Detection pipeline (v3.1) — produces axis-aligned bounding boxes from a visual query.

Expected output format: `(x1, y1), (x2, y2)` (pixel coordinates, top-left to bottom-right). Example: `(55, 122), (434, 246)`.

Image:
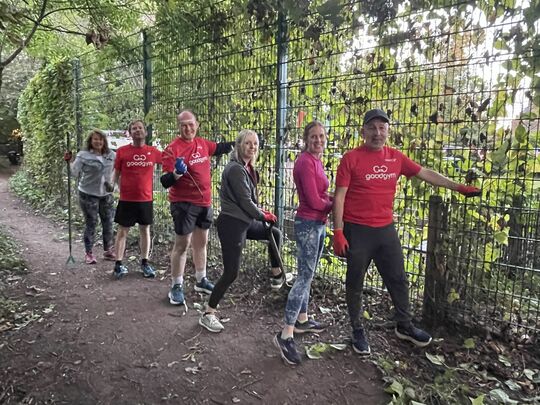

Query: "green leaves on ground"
(305, 342), (347, 359)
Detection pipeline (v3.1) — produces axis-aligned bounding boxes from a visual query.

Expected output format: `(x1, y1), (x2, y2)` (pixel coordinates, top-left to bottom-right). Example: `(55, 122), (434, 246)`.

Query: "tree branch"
(42, 5), (100, 19)
(0, 0), (48, 68)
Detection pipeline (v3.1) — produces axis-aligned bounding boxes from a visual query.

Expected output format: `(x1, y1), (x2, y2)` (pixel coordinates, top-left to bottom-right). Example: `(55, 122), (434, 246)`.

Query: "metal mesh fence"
(73, 1), (539, 334)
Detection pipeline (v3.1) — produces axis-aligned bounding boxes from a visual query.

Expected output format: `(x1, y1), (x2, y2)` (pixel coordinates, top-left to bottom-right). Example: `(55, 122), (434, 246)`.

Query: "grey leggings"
(79, 191), (115, 253)
(344, 222), (412, 330)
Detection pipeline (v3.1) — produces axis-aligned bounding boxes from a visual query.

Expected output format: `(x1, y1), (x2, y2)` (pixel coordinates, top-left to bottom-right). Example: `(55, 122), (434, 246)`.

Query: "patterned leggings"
(78, 191), (115, 253)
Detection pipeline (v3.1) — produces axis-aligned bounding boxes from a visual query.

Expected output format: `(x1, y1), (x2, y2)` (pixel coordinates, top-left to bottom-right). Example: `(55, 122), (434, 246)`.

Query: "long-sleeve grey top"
(219, 157), (266, 224)
(71, 150), (116, 197)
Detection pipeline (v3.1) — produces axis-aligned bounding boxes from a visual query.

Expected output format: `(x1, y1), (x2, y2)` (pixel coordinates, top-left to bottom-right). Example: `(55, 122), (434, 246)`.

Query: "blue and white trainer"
(194, 277), (214, 294)
(113, 264), (128, 279)
(395, 325), (432, 347)
(273, 333), (301, 365)
(168, 284), (185, 305)
(352, 328), (371, 356)
(294, 319), (326, 334)
(141, 263), (156, 278)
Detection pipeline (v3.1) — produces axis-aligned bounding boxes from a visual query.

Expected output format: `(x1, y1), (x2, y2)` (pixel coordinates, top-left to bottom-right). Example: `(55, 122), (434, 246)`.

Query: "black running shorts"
(170, 202), (213, 235)
(114, 201), (153, 227)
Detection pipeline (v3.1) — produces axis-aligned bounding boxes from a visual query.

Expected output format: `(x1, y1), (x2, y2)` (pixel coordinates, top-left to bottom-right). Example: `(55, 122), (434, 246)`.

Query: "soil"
(0, 159), (389, 405)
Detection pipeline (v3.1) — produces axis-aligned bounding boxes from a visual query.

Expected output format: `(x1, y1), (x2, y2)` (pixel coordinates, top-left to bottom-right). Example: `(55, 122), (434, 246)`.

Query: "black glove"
(104, 182), (114, 193)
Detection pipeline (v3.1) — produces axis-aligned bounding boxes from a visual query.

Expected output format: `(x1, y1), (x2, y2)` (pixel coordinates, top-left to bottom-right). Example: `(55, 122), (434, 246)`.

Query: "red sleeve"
(153, 147), (162, 164)
(114, 148), (123, 170)
(205, 139), (217, 156)
(162, 145), (175, 172)
(336, 152), (352, 188)
(400, 152), (422, 178)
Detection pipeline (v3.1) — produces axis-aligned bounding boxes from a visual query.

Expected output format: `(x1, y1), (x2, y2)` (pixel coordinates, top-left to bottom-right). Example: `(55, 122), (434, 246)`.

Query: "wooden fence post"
(423, 195), (448, 327)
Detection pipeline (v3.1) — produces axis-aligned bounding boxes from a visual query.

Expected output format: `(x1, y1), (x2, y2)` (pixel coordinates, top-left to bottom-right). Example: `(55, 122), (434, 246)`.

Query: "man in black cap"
(333, 108), (480, 355)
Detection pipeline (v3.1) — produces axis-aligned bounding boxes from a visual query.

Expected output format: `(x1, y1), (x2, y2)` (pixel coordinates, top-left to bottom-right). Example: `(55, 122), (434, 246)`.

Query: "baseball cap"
(363, 108), (390, 125)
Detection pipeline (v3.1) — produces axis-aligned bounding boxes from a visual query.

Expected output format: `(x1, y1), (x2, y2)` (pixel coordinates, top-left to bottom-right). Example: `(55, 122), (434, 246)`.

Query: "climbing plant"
(17, 59), (75, 202)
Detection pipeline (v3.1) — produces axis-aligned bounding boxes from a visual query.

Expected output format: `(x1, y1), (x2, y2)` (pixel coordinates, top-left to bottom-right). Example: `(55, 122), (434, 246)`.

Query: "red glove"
(333, 229), (349, 257)
(63, 151), (73, 162)
(262, 210), (277, 224)
(457, 185), (481, 197)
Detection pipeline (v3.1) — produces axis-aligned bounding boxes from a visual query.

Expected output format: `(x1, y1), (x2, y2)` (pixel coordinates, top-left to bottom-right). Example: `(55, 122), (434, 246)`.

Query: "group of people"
(65, 108), (480, 366)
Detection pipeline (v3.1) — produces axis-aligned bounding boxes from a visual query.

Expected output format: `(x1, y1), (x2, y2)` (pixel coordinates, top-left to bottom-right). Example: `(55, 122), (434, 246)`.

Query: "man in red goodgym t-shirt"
(160, 110), (234, 306)
(111, 120), (162, 279)
(333, 108), (481, 355)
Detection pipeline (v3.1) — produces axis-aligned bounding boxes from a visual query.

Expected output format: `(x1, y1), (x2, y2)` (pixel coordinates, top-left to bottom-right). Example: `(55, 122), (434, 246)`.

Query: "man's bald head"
(177, 110), (199, 141)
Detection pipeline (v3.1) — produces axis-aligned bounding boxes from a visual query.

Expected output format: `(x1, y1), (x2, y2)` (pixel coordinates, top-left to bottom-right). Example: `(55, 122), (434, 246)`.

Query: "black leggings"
(208, 214), (282, 309)
(344, 222), (412, 330)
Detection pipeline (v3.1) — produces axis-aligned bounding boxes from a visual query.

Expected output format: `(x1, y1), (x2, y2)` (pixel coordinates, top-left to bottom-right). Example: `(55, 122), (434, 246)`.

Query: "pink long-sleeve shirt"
(293, 151), (333, 222)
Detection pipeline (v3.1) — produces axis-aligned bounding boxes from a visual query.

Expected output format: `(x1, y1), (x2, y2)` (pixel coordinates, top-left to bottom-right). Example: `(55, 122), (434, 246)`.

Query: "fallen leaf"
(489, 388), (517, 404)
(185, 366), (200, 374)
(504, 380), (521, 391)
(498, 354), (511, 367)
(463, 338), (475, 349)
(469, 394), (485, 405)
(385, 380), (403, 396)
(425, 352), (445, 366)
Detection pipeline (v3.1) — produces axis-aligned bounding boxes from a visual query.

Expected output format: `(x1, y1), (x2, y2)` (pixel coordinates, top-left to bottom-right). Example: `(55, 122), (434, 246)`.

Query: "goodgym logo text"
(365, 165), (397, 181)
(127, 153), (154, 167)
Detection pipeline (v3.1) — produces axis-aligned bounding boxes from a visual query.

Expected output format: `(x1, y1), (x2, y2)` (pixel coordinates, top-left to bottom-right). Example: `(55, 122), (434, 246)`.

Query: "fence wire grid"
(73, 0), (540, 335)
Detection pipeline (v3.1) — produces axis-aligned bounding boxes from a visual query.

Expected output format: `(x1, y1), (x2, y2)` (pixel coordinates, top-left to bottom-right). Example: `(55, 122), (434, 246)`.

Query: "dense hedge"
(17, 60), (75, 203)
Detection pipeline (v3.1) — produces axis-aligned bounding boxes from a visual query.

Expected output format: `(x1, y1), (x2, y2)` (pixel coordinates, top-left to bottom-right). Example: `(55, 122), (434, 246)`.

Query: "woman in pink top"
(273, 121), (333, 365)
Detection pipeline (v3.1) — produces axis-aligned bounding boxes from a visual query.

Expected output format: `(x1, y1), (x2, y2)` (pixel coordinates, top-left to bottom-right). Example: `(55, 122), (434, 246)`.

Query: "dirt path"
(0, 162), (387, 404)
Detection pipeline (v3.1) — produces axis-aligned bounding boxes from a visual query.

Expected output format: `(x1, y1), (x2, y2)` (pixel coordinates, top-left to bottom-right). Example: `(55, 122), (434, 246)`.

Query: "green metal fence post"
(73, 59), (83, 151)
(274, 11), (288, 228)
(143, 30), (153, 144)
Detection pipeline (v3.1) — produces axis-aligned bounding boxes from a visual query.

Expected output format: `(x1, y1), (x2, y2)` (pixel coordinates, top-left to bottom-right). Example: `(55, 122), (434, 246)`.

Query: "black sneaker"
(141, 263), (156, 278)
(273, 333), (301, 365)
(270, 272), (285, 290)
(352, 328), (371, 355)
(395, 325), (432, 347)
(294, 319), (326, 334)
(194, 277), (214, 295)
(113, 264), (128, 279)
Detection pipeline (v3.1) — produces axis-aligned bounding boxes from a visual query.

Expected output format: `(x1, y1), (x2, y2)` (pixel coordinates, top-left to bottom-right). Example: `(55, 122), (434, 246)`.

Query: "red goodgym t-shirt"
(162, 137), (217, 206)
(114, 144), (162, 202)
(336, 145), (421, 227)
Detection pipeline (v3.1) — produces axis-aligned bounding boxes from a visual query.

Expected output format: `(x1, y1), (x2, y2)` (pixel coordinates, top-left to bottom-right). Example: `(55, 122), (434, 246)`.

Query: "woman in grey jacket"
(199, 129), (285, 333)
(67, 130), (116, 264)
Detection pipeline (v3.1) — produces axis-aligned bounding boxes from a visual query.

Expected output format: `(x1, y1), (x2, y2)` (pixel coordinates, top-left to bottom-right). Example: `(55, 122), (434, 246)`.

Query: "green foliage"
(9, 170), (56, 211)
(0, 225), (27, 332)
(0, 226), (26, 276)
(15, 0), (539, 333)
(17, 59), (74, 200)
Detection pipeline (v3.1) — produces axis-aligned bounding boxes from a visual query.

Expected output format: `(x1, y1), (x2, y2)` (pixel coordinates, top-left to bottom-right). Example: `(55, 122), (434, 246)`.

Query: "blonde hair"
(302, 120), (325, 151)
(231, 129), (259, 165)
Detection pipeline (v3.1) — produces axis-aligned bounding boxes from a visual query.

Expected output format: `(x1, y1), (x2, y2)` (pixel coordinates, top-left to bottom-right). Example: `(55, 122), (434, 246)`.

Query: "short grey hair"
(231, 129), (259, 165)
